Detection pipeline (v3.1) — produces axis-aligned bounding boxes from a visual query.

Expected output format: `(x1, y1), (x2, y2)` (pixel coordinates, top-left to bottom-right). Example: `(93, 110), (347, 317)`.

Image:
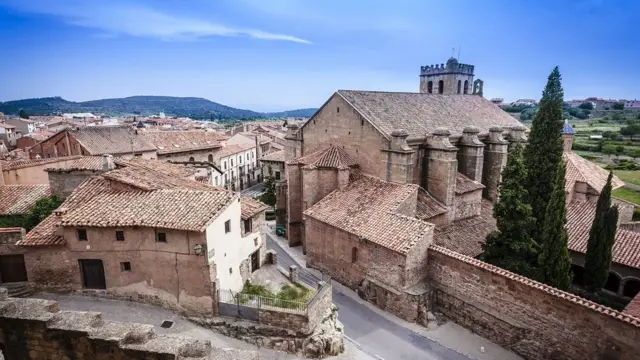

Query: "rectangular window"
(244, 218), (252, 234)
(115, 230), (125, 241)
(156, 231), (167, 243)
(230, 159), (234, 166)
(246, 153), (249, 160)
(223, 161), (227, 170)
(77, 229), (88, 241)
(239, 156), (242, 164)
(225, 220), (231, 233)
(120, 262), (132, 272)
(275, 171), (281, 180)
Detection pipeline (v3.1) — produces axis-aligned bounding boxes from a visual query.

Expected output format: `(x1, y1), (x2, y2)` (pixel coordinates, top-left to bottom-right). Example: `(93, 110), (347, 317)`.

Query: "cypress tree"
(524, 67), (565, 239)
(482, 144), (538, 277)
(538, 162), (573, 289)
(583, 172), (619, 292)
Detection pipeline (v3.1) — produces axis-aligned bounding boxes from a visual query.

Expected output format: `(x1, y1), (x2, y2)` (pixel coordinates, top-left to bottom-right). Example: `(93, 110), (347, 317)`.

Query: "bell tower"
(419, 57), (481, 95)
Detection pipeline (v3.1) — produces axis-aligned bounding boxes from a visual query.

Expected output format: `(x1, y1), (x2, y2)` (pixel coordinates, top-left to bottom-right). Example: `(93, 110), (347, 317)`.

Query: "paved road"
(267, 236), (473, 360)
(241, 183), (264, 197)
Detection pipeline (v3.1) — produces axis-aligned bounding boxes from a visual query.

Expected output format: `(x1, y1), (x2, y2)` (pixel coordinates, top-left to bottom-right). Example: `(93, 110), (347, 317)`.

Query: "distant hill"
(0, 96), (318, 120)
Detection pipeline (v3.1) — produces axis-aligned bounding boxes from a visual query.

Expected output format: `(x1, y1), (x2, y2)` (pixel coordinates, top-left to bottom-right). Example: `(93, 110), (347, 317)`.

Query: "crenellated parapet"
(420, 60), (475, 77)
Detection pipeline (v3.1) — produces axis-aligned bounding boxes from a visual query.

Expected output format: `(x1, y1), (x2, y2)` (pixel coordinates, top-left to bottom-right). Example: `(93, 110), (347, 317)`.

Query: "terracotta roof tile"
(333, 90), (522, 141)
(138, 131), (225, 154)
(46, 156), (107, 172)
(71, 126), (156, 155)
(304, 175), (432, 254)
(455, 173), (485, 194)
(0, 227), (23, 233)
(241, 197), (269, 220)
(117, 157), (198, 178)
(416, 189), (448, 219)
(0, 184), (51, 215)
(1, 155), (82, 171)
(102, 166), (213, 191)
(624, 293), (640, 318)
(60, 189), (235, 232)
(564, 152), (624, 193)
(433, 199), (495, 257)
(429, 245), (640, 327)
(261, 150), (285, 163)
(566, 200), (640, 269)
(288, 145), (358, 170)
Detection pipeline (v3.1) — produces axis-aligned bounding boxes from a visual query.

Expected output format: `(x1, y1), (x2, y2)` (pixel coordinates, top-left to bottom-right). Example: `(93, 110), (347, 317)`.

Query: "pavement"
(241, 183), (265, 197)
(265, 222), (523, 360)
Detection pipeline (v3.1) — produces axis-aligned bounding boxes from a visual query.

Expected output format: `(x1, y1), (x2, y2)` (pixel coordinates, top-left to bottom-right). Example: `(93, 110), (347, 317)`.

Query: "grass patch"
(240, 281), (312, 309)
(612, 187), (640, 205)
(612, 171), (640, 186)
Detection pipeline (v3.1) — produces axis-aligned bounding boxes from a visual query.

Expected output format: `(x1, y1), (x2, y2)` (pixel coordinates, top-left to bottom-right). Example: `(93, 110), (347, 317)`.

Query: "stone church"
(276, 58), (526, 293)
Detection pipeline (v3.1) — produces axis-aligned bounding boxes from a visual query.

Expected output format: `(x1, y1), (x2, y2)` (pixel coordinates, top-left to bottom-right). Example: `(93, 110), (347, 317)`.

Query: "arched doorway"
(623, 278), (640, 298)
(571, 265), (584, 286)
(604, 272), (621, 293)
(208, 154), (213, 163)
(457, 80), (462, 94)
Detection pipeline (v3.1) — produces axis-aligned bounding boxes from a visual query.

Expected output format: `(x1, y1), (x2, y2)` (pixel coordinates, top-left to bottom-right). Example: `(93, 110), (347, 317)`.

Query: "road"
(241, 183), (264, 197)
(267, 235), (473, 360)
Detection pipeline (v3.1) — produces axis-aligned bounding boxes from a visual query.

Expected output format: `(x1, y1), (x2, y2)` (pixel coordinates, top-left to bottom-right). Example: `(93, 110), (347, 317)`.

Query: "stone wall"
(454, 189), (482, 221)
(0, 228), (25, 245)
(47, 170), (102, 198)
(427, 245), (640, 360)
(0, 291), (256, 360)
(2, 157), (82, 185)
(304, 281), (333, 333)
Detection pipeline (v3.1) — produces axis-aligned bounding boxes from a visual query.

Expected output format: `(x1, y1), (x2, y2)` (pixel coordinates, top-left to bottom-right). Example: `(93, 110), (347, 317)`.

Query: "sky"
(0, 0), (639, 112)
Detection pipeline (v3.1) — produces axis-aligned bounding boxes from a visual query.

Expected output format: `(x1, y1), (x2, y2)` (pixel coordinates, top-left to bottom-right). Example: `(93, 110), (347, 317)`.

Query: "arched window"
(571, 265), (584, 286)
(438, 80), (444, 94)
(457, 80), (462, 94)
(427, 81), (433, 94)
(208, 154), (213, 163)
(604, 272), (621, 293)
(464, 80), (469, 94)
(351, 247), (358, 263)
(189, 157), (195, 162)
(623, 278), (640, 298)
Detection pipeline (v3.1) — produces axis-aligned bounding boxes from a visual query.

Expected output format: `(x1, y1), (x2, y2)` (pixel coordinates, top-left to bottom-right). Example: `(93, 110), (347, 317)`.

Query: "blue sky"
(0, 0), (638, 112)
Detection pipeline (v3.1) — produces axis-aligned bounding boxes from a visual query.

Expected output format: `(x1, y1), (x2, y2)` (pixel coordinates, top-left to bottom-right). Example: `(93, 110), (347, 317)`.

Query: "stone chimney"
(425, 128), (458, 221)
(457, 126), (485, 182)
(284, 123), (302, 163)
(562, 119), (575, 153)
(507, 124), (528, 150)
(482, 126), (509, 201)
(285, 123), (303, 248)
(383, 129), (415, 183)
(102, 154), (115, 172)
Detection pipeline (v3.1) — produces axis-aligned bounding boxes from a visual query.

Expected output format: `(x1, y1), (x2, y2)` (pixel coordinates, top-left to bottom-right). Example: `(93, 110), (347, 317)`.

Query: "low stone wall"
(0, 289), (257, 360)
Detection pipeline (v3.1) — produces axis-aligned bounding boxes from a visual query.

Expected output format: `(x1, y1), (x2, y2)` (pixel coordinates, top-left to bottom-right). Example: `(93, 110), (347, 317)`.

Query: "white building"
(0, 123), (18, 147)
(214, 144), (257, 191)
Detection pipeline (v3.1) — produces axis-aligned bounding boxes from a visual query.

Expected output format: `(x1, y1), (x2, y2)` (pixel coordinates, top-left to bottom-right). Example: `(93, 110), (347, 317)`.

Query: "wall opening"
(457, 80), (462, 94)
(427, 81), (433, 94)
(623, 278), (640, 298)
(438, 80), (444, 94)
(604, 272), (621, 293)
(352, 247), (358, 263)
(464, 80), (469, 94)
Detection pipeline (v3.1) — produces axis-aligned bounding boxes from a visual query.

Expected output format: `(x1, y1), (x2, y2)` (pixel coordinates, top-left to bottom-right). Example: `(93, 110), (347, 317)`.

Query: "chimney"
(482, 126), (509, 201)
(102, 154), (115, 172)
(507, 124), (528, 150)
(562, 119), (575, 152)
(383, 129), (415, 183)
(457, 126), (485, 182)
(425, 128), (458, 222)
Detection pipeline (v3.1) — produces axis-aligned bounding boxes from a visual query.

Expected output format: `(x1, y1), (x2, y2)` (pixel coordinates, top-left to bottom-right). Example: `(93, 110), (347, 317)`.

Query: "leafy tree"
(524, 67), (565, 240)
(257, 176), (276, 207)
(615, 145), (625, 157)
(18, 109), (29, 119)
(612, 113), (625, 121)
(537, 162), (573, 290)
(627, 149), (640, 160)
(620, 124), (640, 140)
(579, 102), (594, 110)
(482, 145), (538, 277)
(612, 103), (625, 110)
(602, 144), (616, 157)
(583, 172), (619, 293)
(24, 195), (64, 230)
(636, 113), (640, 120)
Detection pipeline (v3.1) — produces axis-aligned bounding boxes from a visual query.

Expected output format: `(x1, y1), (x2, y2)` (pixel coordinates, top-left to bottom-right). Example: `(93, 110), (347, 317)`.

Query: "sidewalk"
(265, 222), (522, 360)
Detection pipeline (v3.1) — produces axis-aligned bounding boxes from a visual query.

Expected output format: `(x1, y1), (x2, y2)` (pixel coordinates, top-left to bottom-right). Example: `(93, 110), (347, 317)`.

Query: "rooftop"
(288, 145), (359, 170)
(260, 150), (285, 163)
(455, 173), (485, 194)
(303, 175), (433, 254)
(0, 184), (51, 215)
(216, 144), (252, 158)
(564, 152), (624, 193)
(240, 197), (269, 220)
(624, 293), (640, 319)
(0, 155), (83, 171)
(138, 131), (225, 154)
(332, 90), (522, 141)
(433, 199), (496, 257)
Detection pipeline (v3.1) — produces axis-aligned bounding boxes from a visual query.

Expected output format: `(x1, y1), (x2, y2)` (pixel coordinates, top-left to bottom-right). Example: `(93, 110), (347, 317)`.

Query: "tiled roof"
(1, 156), (82, 171)
(566, 201), (640, 269)
(102, 166), (213, 191)
(270, 142), (285, 151)
(333, 90), (522, 141)
(564, 152), (624, 193)
(433, 199), (496, 257)
(261, 150), (285, 163)
(288, 145), (359, 170)
(0, 227), (23, 233)
(117, 157), (198, 178)
(416, 189), (448, 220)
(138, 131), (224, 154)
(216, 144), (252, 158)
(240, 197), (269, 220)
(304, 175), (432, 254)
(430, 245), (640, 327)
(71, 126), (156, 155)
(61, 189), (234, 232)
(624, 293), (640, 319)
(455, 173), (485, 194)
(0, 184), (51, 215)
(46, 156), (107, 172)
(562, 120), (576, 135)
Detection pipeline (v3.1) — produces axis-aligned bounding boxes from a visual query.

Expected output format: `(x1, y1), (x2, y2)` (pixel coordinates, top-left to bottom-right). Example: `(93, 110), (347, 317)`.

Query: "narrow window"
(208, 154), (213, 163)
(254, 238), (258, 246)
(223, 161), (227, 170)
(156, 231), (167, 243)
(464, 80), (469, 94)
(225, 220), (231, 233)
(77, 229), (88, 241)
(244, 218), (252, 233)
(275, 171), (281, 180)
(246, 153), (249, 160)
(239, 156), (242, 164)
(120, 262), (131, 272)
(231, 159), (234, 166)
(352, 247), (358, 263)
(337, 107), (340, 113)
(229, 267), (233, 275)
(115, 230), (125, 241)
(189, 157), (195, 162)
(457, 80), (462, 94)
(438, 80), (444, 94)
(427, 81), (433, 94)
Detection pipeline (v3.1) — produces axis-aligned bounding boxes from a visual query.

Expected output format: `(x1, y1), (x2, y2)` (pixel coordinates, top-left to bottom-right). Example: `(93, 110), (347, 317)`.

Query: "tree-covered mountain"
(0, 96), (318, 120)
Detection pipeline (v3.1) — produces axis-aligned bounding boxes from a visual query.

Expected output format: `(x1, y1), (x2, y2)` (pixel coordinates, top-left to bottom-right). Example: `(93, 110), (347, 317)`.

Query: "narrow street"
(267, 235), (483, 360)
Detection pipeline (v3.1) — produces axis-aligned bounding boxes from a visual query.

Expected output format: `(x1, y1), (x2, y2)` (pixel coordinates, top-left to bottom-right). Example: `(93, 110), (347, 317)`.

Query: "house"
(624, 100), (640, 109)
(5, 118), (36, 135)
(137, 130), (227, 162)
(1, 156), (84, 185)
(215, 144), (257, 191)
(0, 123), (19, 147)
(0, 156), (268, 315)
(260, 150), (285, 180)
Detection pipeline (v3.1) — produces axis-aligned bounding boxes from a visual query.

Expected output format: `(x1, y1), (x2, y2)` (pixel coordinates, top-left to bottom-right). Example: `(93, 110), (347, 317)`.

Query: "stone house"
(0, 123), (18, 148)
(137, 130), (227, 162)
(260, 150), (285, 181)
(0, 159), (269, 315)
(1, 156), (83, 185)
(5, 117), (36, 135)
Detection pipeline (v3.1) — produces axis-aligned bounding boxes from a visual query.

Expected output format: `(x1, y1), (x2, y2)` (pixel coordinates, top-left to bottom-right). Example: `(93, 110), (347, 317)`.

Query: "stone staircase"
(1, 282), (33, 298)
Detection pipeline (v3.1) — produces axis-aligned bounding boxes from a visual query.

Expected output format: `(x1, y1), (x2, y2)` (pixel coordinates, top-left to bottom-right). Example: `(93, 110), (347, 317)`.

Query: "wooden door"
(251, 250), (259, 273)
(0, 255), (27, 283)
(79, 259), (106, 289)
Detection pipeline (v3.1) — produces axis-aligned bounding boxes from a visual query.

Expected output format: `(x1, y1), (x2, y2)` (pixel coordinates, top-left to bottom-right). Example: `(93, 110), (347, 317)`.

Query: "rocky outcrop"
(302, 305), (345, 358)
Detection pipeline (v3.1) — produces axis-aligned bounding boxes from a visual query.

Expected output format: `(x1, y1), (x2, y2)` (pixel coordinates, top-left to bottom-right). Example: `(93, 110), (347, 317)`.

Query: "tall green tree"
(537, 162), (573, 289)
(524, 67), (565, 240)
(583, 172), (619, 292)
(482, 145), (538, 277)
(18, 109), (29, 119)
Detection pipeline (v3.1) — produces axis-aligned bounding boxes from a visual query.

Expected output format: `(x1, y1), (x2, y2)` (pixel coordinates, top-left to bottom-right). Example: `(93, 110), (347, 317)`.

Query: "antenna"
(451, 47), (456, 58)
(457, 46), (461, 61)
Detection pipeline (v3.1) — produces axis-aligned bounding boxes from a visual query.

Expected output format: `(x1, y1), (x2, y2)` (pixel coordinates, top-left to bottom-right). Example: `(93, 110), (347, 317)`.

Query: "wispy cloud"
(0, 0), (310, 43)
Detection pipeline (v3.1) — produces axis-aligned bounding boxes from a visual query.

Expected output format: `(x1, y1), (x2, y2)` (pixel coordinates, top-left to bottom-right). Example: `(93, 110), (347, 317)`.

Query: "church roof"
(563, 152), (624, 193)
(287, 145), (359, 170)
(562, 120), (576, 134)
(334, 90), (522, 141)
